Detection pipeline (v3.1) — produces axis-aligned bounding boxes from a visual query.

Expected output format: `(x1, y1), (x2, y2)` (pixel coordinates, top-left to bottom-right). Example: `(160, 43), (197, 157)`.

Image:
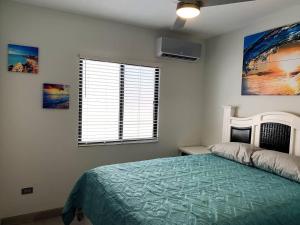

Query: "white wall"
(0, 1), (204, 218)
(202, 5), (300, 146)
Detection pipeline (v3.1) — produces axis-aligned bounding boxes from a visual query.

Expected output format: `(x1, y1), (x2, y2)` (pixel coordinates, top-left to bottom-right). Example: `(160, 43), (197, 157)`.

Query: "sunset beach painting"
(242, 22), (300, 95)
(8, 44), (39, 74)
(43, 83), (70, 109)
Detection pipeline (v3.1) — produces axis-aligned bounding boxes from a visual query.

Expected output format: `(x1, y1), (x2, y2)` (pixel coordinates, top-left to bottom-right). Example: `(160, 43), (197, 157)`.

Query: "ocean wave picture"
(43, 83), (70, 109)
(242, 22), (300, 95)
(8, 44), (39, 74)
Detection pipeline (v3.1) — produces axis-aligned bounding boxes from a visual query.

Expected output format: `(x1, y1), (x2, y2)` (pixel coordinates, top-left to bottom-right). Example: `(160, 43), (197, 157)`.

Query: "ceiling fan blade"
(173, 17), (187, 30)
(201, 0), (255, 7)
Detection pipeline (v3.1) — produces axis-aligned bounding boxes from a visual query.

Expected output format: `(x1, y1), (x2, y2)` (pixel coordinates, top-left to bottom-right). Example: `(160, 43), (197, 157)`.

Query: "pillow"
(252, 150), (300, 183)
(209, 142), (260, 165)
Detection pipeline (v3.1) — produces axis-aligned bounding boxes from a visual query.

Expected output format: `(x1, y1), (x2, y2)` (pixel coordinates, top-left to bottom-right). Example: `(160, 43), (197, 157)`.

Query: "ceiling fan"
(173, 0), (255, 30)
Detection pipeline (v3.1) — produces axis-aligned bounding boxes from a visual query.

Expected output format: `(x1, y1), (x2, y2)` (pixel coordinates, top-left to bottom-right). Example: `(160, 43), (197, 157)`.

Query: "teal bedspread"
(62, 154), (300, 225)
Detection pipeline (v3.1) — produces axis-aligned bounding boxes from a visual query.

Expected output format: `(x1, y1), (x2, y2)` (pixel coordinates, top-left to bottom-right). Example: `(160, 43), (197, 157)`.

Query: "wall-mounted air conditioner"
(157, 37), (202, 61)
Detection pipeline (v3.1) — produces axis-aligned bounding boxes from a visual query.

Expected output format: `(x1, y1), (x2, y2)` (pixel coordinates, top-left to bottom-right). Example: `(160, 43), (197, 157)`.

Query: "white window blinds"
(79, 58), (160, 145)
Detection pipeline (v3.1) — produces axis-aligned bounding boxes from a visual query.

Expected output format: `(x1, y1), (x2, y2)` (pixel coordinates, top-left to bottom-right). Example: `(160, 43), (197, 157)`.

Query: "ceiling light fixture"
(176, 2), (201, 19)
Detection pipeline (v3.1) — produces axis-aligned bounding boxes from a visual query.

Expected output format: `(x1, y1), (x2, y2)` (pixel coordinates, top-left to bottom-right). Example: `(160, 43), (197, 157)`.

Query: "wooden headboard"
(222, 106), (300, 156)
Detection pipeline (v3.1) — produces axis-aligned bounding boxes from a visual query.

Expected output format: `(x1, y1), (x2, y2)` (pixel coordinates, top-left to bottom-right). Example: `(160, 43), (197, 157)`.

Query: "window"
(78, 58), (160, 145)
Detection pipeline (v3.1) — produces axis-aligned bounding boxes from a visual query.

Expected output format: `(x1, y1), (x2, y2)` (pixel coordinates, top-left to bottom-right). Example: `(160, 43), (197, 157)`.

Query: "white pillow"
(209, 142), (260, 165)
(251, 150), (300, 183)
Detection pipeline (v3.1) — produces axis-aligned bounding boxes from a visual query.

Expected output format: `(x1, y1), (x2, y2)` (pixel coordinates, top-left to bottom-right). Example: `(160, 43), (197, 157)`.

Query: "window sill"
(78, 139), (159, 147)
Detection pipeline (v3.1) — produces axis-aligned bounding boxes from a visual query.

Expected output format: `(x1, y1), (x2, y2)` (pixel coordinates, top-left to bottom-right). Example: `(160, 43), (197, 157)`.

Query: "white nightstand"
(178, 145), (211, 156)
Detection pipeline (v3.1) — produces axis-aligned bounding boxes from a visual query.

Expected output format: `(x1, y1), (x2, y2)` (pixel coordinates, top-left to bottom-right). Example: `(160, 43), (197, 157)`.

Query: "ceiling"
(12, 0), (300, 38)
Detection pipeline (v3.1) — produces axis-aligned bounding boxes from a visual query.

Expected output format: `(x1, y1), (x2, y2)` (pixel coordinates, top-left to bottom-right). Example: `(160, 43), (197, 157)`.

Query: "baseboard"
(1, 207), (63, 225)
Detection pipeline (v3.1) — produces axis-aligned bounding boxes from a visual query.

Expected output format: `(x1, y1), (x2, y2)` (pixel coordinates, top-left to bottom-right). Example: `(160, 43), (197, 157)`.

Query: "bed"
(63, 106), (300, 225)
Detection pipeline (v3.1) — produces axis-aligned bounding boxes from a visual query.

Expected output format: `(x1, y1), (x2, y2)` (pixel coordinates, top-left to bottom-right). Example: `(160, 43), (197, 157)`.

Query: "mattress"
(62, 154), (300, 225)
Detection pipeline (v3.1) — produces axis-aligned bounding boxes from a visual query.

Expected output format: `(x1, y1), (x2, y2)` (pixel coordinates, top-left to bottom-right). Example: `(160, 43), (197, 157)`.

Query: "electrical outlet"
(21, 187), (33, 195)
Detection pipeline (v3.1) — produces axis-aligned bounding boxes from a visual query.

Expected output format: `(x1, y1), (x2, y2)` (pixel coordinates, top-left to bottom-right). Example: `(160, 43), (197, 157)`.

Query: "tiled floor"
(21, 217), (91, 225)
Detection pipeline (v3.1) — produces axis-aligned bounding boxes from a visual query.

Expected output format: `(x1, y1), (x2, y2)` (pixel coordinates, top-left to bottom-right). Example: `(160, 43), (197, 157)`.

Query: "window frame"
(78, 58), (160, 146)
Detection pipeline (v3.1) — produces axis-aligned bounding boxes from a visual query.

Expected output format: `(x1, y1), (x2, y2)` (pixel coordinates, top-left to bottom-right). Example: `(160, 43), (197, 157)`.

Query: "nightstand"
(178, 145), (211, 156)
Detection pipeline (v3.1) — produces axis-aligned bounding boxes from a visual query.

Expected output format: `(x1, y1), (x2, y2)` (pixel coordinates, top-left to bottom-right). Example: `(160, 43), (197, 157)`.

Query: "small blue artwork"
(8, 44), (39, 74)
(43, 83), (70, 109)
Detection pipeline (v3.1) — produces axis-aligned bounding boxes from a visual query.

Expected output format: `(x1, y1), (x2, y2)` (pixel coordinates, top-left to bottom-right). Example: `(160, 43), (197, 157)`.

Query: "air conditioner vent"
(161, 53), (198, 61)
